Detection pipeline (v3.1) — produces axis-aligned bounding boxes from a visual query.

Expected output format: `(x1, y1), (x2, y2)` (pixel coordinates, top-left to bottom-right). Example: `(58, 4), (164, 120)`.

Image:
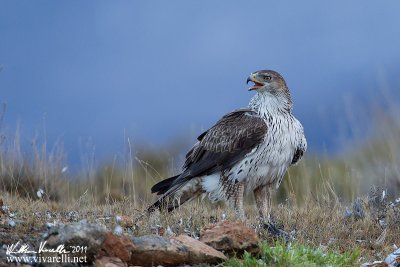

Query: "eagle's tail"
(151, 174), (180, 195)
(148, 174), (199, 212)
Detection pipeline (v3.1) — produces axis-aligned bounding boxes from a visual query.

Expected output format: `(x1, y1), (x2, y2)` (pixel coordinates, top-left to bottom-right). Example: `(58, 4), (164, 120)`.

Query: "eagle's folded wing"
(175, 108), (268, 184)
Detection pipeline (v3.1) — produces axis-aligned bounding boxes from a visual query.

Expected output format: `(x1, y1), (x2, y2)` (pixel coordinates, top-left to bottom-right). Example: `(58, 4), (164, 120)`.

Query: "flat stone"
(130, 234), (226, 267)
(200, 220), (260, 255)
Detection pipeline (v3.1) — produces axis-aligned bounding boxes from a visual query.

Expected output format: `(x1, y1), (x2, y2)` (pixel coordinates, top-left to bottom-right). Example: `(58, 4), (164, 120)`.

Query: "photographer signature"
(6, 241), (70, 255)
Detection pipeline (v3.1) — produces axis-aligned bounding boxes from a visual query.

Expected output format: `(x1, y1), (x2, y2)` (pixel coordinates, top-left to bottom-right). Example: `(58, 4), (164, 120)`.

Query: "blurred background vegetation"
(1, 95), (399, 207)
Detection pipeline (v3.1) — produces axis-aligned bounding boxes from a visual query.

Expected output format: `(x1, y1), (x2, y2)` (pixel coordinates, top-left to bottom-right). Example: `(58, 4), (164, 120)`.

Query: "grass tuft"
(225, 241), (361, 267)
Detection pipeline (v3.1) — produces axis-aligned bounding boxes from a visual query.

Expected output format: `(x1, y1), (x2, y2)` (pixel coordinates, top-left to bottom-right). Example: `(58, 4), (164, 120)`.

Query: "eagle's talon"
(263, 222), (294, 242)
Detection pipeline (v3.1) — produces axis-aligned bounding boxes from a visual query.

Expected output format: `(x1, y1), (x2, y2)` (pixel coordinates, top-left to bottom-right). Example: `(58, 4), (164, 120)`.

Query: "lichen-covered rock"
(44, 221), (107, 263)
(130, 234), (226, 267)
(200, 220), (260, 255)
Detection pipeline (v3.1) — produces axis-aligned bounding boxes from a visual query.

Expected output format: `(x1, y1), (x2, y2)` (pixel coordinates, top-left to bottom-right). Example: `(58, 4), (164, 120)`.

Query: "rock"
(44, 222), (107, 263)
(114, 225), (124, 235)
(42, 222), (227, 266)
(99, 232), (135, 262)
(130, 234), (226, 266)
(95, 256), (127, 267)
(172, 235), (227, 262)
(360, 260), (388, 267)
(200, 220), (260, 255)
(352, 197), (365, 220)
(7, 218), (16, 227)
(385, 248), (400, 267)
(368, 186), (388, 222)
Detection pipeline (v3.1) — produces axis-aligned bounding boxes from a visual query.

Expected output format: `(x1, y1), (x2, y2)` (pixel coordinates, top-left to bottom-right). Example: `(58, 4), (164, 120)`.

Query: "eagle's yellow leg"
(254, 185), (272, 222)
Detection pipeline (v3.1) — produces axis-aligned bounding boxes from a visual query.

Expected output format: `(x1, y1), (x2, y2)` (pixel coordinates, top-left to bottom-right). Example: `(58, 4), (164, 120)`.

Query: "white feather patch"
(201, 173), (220, 192)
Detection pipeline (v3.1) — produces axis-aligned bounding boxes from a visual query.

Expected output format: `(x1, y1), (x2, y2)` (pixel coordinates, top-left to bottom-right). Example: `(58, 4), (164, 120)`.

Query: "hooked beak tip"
(246, 77), (252, 84)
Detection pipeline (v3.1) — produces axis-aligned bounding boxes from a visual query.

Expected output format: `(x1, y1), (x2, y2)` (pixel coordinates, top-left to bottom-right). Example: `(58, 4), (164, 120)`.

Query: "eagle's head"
(247, 70), (288, 93)
(247, 69), (292, 110)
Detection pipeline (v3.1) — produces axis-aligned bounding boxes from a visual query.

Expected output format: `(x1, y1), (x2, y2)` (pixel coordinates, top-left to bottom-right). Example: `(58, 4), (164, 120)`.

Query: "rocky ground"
(0, 190), (399, 266)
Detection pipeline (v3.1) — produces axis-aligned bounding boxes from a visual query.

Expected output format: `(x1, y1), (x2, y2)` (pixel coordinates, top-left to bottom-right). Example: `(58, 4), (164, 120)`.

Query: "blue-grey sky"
(1, 1), (400, 166)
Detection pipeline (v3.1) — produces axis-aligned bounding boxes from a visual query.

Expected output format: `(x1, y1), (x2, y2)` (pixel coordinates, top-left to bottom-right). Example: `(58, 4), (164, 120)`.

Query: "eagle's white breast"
(235, 112), (304, 191)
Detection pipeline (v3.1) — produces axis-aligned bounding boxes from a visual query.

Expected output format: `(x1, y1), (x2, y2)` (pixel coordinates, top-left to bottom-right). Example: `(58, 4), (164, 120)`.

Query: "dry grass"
(1, 189), (399, 264)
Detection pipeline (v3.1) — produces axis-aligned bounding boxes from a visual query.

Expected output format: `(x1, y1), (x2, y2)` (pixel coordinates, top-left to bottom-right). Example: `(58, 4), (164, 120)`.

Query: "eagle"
(148, 70), (307, 223)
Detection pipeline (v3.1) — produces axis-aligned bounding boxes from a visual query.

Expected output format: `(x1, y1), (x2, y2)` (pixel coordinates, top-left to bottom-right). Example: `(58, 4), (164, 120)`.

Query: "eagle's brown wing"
(178, 108), (268, 182)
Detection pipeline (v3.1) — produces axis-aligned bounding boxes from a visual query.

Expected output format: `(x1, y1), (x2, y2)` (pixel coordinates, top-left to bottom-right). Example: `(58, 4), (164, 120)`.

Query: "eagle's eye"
(264, 75), (272, 81)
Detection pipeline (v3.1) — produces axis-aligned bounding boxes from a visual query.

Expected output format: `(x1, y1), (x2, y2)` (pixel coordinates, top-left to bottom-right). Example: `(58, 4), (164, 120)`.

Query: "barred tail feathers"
(148, 175), (201, 212)
(151, 174), (180, 195)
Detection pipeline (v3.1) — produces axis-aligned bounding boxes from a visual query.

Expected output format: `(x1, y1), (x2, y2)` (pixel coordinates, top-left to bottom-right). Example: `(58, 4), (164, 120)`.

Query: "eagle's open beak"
(247, 74), (263, 91)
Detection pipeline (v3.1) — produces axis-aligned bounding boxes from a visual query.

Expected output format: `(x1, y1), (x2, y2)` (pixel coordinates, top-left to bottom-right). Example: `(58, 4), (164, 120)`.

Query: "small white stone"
(8, 219), (16, 227)
(391, 198), (400, 207)
(114, 225), (123, 235)
(166, 226), (174, 237)
(221, 213), (226, 220)
(378, 219), (387, 228)
(37, 188), (45, 198)
(46, 221), (58, 229)
(344, 207), (352, 218)
(361, 261), (384, 267)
